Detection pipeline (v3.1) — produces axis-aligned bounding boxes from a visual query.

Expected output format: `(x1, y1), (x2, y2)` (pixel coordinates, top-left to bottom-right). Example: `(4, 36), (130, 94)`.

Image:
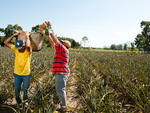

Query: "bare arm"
(44, 21), (59, 48)
(44, 21), (60, 44)
(4, 32), (20, 48)
(25, 32), (32, 51)
(49, 32), (60, 44)
(47, 35), (55, 48)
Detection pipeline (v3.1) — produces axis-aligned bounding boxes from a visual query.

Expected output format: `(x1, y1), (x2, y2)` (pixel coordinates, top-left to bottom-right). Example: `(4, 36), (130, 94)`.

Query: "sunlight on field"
(0, 47), (150, 113)
(71, 48), (144, 54)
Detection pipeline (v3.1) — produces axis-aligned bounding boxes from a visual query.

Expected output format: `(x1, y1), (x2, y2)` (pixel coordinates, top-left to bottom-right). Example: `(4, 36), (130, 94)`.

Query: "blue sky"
(0, 0), (150, 47)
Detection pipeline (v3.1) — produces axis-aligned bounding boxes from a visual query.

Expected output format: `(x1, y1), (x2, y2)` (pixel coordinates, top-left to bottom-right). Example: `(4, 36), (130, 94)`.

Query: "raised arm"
(47, 34), (55, 48)
(43, 21), (60, 44)
(4, 32), (20, 48)
(43, 21), (60, 48)
(25, 32), (32, 51)
(49, 32), (60, 44)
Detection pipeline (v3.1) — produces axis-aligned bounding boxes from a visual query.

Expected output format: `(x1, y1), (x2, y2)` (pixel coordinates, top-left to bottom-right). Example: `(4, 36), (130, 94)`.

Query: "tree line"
(109, 43), (135, 51)
(135, 21), (150, 51)
(1, 20), (150, 51)
(109, 21), (150, 52)
(0, 24), (81, 48)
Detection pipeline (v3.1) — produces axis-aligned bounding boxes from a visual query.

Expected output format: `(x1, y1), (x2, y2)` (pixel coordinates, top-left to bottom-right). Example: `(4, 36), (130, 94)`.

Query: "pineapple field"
(0, 47), (150, 113)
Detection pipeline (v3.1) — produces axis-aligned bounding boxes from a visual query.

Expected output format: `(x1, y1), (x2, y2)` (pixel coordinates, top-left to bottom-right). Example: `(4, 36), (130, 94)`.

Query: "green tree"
(0, 28), (5, 34)
(71, 40), (80, 48)
(82, 36), (88, 47)
(116, 44), (123, 50)
(0, 24), (22, 46)
(31, 25), (41, 33)
(131, 42), (135, 51)
(0, 36), (5, 46)
(123, 44), (127, 50)
(110, 44), (116, 50)
(14, 24), (22, 31)
(135, 21), (150, 51)
(0, 28), (5, 46)
(4, 24), (23, 37)
(58, 36), (81, 48)
(110, 44), (123, 50)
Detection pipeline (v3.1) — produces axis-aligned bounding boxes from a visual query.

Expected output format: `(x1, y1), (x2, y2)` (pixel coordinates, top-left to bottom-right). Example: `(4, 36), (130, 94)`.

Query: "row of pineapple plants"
(1, 47), (150, 112)
(72, 50), (150, 113)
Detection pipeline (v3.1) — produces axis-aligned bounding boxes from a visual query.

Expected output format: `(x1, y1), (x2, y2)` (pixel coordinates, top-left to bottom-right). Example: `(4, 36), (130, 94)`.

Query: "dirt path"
(67, 73), (81, 109)
(31, 70), (82, 110)
(31, 70), (81, 109)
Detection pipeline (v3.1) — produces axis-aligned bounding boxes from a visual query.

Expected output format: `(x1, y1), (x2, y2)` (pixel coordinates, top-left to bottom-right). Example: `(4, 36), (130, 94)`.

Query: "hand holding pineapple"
(39, 21), (53, 36)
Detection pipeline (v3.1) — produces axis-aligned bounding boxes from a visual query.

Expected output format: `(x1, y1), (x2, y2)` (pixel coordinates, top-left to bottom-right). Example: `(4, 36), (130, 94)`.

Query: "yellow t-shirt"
(11, 45), (32, 75)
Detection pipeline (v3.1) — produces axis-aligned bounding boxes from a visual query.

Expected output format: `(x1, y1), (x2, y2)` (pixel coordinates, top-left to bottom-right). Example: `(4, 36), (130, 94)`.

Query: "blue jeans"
(13, 74), (31, 104)
(55, 74), (68, 106)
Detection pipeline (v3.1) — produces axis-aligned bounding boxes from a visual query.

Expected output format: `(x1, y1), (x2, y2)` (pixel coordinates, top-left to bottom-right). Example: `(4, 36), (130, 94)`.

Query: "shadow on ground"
(0, 105), (32, 113)
(0, 105), (16, 113)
